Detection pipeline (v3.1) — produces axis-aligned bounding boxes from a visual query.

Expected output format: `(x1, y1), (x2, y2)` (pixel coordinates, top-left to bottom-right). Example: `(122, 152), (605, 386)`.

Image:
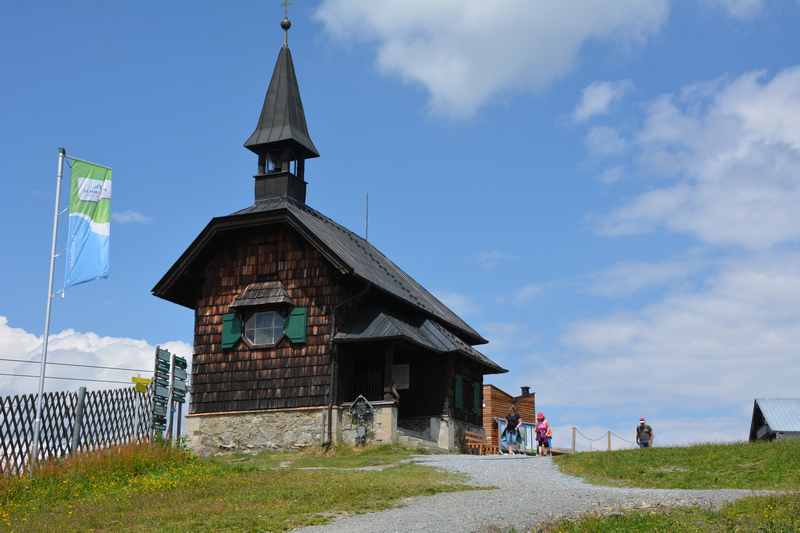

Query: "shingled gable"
(152, 196), (489, 346)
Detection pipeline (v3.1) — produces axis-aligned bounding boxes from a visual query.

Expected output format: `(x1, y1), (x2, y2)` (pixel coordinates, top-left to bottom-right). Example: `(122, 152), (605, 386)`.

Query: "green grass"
(1, 443), (473, 532)
(555, 439), (800, 490)
(218, 443), (422, 470)
(543, 494), (800, 532)
(544, 440), (800, 532)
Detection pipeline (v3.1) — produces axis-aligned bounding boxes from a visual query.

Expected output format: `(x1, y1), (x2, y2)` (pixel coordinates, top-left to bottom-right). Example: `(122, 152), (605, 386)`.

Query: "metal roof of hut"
(749, 398), (800, 440)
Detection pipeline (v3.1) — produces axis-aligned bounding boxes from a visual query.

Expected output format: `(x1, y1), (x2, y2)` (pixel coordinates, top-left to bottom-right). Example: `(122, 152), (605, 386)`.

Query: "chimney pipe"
(520, 386), (531, 396)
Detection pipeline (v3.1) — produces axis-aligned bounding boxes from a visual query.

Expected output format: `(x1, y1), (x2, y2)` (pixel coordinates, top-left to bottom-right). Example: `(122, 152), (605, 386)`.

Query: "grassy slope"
(546, 440), (800, 532)
(1, 444), (473, 533)
(546, 495), (800, 533)
(555, 439), (800, 490)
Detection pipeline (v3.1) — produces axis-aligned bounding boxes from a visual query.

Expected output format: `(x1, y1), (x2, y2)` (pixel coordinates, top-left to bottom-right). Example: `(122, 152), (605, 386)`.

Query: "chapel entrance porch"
(334, 340), (485, 449)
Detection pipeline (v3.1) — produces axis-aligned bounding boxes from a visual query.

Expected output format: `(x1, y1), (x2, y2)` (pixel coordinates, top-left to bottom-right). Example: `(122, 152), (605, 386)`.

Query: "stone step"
(397, 433), (441, 451)
(397, 427), (430, 441)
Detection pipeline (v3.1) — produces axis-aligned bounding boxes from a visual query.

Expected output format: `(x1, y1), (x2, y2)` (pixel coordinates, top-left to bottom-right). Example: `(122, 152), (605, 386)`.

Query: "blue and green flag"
(64, 160), (112, 287)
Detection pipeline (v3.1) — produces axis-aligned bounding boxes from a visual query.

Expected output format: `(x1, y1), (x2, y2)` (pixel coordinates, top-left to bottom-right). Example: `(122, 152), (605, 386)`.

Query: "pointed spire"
(244, 12), (319, 161)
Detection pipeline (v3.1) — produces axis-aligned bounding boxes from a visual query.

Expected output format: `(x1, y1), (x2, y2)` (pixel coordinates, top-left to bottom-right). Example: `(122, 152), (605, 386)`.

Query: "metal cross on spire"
(281, 0), (293, 47)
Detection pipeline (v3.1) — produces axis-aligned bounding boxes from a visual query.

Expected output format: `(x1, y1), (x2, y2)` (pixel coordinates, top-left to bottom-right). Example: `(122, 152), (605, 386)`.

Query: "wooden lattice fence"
(0, 386), (153, 476)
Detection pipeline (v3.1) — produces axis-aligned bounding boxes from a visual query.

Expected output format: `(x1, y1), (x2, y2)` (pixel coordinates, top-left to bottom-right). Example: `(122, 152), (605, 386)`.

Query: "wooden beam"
(383, 342), (395, 401)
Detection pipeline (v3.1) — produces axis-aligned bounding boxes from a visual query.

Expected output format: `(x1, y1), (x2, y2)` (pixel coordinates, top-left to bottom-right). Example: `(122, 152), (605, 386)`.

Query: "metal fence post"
(571, 426), (576, 453)
(607, 430), (611, 452)
(69, 387), (87, 454)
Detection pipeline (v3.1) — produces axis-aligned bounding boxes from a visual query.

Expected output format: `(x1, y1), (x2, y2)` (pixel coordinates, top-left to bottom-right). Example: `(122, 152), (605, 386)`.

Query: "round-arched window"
(244, 310), (286, 346)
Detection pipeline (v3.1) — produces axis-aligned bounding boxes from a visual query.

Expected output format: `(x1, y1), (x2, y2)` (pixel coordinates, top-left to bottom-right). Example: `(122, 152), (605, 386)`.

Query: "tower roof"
(244, 46), (319, 160)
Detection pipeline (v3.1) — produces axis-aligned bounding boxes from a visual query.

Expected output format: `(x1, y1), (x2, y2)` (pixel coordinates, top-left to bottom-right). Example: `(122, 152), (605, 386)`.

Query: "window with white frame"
(243, 310), (286, 346)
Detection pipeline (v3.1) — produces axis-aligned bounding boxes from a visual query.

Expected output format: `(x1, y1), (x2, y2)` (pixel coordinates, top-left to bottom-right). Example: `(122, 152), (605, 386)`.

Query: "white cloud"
(474, 250), (515, 271)
(601, 67), (800, 249)
(706, 0), (765, 19)
(538, 253), (800, 417)
(598, 166), (625, 184)
(112, 210), (152, 224)
(0, 316), (191, 397)
(585, 126), (627, 156)
(589, 258), (703, 297)
(434, 290), (480, 316)
(316, 0), (669, 117)
(574, 80), (633, 122)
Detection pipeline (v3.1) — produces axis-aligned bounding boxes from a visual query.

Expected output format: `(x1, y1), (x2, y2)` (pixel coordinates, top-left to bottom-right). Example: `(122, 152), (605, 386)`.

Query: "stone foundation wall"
(337, 401), (398, 446)
(186, 407), (329, 456)
(186, 402), (472, 456)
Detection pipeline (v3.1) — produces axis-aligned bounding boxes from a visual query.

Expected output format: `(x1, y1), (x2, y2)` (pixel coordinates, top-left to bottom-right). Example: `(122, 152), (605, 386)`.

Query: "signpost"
(171, 355), (187, 443)
(152, 347), (171, 437)
(150, 348), (188, 444)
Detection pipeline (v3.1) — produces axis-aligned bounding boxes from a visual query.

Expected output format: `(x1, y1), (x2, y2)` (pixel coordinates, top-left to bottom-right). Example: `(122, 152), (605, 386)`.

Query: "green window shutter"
(472, 382), (481, 415)
(285, 307), (308, 344)
(221, 312), (241, 350)
(454, 374), (464, 409)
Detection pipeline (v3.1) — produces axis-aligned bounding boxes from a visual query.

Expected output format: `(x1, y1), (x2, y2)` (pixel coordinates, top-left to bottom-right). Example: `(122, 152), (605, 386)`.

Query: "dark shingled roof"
(230, 281), (293, 309)
(232, 197), (488, 344)
(335, 310), (506, 374)
(153, 196), (488, 346)
(244, 46), (319, 160)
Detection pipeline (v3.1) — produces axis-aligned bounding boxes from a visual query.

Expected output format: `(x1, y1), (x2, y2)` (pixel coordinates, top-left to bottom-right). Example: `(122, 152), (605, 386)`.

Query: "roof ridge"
(294, 201), (471, 335)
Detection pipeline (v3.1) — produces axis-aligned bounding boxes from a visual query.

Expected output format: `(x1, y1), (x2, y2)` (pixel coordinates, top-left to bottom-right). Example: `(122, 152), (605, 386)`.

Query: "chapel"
(152, 15), (506, 454)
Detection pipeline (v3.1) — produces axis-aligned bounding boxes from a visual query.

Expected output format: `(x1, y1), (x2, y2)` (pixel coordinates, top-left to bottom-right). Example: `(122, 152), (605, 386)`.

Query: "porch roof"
(334, 311), (507, 374)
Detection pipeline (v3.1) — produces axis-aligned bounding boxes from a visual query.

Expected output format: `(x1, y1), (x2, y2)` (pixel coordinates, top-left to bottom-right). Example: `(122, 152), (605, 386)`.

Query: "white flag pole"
(30, 147), (66, 474)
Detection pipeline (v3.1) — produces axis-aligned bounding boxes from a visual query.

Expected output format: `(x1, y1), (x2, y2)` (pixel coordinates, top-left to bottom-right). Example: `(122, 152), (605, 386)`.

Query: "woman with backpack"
(536, 412), (551, 456)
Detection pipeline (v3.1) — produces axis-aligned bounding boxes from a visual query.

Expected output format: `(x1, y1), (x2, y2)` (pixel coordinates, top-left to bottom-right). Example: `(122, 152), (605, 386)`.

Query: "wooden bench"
(465, 431), (499, 455)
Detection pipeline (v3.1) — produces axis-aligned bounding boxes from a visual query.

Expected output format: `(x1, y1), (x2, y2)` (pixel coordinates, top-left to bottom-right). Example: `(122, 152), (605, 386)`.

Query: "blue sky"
(2, 0), (799, 447)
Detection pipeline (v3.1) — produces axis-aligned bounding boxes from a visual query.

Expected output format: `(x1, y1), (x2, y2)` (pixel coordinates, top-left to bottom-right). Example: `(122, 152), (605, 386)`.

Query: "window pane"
(244, 311), (285, 346)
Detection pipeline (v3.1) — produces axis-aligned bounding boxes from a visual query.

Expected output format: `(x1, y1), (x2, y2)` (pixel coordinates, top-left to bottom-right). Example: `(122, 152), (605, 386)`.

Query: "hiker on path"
(536, 412), (551, 456)
(636, 417), (654, 448)
(503, 404), (522, 455)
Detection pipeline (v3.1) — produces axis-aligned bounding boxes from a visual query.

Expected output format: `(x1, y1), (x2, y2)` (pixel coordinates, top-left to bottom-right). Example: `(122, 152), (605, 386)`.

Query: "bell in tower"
(244, 12), (319, 204)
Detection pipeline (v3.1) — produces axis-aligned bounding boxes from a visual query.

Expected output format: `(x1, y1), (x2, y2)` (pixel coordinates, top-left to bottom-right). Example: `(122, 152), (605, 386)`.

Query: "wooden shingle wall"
(482, 385), (536, 445)
(191, 224), (342, 414)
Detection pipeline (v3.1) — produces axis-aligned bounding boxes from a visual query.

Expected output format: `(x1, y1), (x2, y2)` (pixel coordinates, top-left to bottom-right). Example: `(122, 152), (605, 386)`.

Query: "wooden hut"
(152, 17), (506, 455)
(482, 385), (536, 449)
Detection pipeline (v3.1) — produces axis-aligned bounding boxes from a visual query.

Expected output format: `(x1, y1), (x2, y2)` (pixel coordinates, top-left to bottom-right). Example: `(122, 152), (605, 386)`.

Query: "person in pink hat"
(636, 417), (654, 448)
(535, 412), (551, 456)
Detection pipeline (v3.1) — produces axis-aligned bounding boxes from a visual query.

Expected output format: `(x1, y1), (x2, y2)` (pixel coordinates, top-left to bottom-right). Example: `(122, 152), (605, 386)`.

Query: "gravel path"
(294, 454), (766, 533)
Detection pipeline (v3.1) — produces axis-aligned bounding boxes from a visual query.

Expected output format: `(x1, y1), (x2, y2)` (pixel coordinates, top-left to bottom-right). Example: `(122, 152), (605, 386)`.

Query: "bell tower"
(244, 10), (319, 204)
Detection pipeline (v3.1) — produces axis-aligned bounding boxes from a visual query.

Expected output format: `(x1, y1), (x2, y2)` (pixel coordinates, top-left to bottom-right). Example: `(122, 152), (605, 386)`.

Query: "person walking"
(502, 404), (522, 455)
(636, 417), (654, 448)
(536, 412), (551, 456)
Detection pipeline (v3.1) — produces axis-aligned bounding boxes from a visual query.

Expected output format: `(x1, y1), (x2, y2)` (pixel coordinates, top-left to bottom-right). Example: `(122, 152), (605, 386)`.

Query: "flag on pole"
(64, 160), (112, 287)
